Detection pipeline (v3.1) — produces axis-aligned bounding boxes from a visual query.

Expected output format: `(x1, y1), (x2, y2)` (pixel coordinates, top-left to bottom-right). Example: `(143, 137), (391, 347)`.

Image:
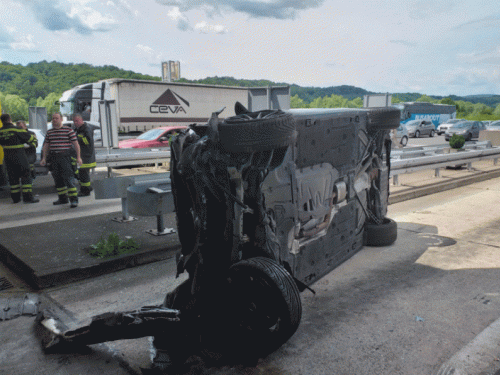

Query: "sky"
(0, 0), (499, 97)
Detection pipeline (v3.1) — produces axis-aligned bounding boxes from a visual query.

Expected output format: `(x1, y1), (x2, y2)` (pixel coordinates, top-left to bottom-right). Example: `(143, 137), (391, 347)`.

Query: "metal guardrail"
(95, 147), (171, 168)
(390, 141), (500, 185)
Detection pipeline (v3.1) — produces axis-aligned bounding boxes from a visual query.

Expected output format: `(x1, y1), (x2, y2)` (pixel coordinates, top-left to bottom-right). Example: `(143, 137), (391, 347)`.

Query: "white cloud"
(136, 44), (155, 54)
(167, 6), (191, 31)
(68, 3), (117, 31)
(10, 34), (37, 50)
(194, 21), (227, 34)
(156, 0), (325, 20)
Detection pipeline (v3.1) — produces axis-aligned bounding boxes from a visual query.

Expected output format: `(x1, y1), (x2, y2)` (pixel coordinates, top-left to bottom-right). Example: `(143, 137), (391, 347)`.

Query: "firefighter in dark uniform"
(0, 114), (39, 203)
(16, 121), (37, 179)
(73, 114), (96, 196)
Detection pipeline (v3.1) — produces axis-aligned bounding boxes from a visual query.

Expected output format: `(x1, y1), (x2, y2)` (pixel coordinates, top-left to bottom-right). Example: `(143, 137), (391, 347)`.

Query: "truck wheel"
(218, 110), (296, 153)
(221, 257), (302, 360)
(366, 107), (400, 131)
(364, 218), (398, 246)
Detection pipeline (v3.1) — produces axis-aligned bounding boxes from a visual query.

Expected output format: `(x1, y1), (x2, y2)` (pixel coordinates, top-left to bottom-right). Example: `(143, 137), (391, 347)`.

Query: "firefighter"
(72, 113), (96, 196)
(16, 121), (38, 179)
(0, 114), (39, 203)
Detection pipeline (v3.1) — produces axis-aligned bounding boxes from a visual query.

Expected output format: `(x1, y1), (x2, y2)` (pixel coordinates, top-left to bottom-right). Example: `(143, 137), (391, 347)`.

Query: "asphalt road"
(1, 175), (500, 374)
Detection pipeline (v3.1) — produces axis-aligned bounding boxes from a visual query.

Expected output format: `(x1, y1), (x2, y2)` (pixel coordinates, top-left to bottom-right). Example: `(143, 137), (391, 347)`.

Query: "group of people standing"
(0, 112), (95, 208)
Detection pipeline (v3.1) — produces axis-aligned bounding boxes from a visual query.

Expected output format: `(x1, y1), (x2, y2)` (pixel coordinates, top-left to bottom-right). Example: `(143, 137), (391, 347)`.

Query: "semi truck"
(59, 79), (290, 134)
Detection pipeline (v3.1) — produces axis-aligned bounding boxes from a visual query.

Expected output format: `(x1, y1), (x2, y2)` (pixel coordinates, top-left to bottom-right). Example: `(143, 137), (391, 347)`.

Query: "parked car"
(486, 120), (500, 130)
(396, 123), (409, 147)
(405, 119), (435, 138)
(118, 126), (186, 149)
(437, 119), (462, 135)
(444, 121), (486, 141)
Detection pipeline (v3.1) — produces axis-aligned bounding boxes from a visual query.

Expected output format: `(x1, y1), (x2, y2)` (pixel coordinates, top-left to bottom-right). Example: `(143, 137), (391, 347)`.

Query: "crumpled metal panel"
(0, 293), (40, 321)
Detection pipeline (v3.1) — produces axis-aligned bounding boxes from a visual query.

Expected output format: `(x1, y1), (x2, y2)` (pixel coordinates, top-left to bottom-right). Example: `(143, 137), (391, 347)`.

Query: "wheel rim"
(229, 273), (282, 333)
(415, 131), (420, 138)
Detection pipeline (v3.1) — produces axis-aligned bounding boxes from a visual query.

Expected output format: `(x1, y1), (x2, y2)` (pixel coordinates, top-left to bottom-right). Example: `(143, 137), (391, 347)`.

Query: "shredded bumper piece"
(37, 306), (181, 352)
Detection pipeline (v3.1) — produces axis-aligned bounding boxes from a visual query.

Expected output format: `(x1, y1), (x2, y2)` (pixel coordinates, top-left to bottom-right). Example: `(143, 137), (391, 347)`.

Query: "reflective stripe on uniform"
(10, 184), (21, 193)
(22, 184), (32, 193)
(57, 187), (68, 196)
(0, 128), (29, 133)
(81, 162), (96, 168)
(3, 144), (25, 149)
(67, 187), (78, 197)
(80, 181), (91, 187)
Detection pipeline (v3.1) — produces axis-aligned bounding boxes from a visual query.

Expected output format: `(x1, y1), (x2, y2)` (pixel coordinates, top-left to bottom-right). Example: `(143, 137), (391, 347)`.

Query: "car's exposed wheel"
(400, 136), (408, 147)
(466, 132), (472, 141)
(218, 109), (296, 153)
(364, 218), (398, 246)
(430, 130), (435, 137)
(366, 107), (400, 131)
(206, 257), (302, 361)
(415, 130), (420, 138)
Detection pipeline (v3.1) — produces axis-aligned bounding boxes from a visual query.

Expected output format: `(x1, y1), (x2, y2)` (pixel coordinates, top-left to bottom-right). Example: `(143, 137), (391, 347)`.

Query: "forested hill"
(0, 61), (160, 105)
(0, 60), (499, 109)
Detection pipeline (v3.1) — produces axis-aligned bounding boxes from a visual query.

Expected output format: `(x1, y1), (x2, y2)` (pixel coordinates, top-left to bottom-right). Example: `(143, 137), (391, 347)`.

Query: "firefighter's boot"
(70, 197), (78, 208)
(23, 192), (39, 204)
(53, 195), (69, 205)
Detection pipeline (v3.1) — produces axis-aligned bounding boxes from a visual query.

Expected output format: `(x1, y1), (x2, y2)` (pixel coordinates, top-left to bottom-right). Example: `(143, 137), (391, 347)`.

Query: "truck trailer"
(59, 78), (290, 134)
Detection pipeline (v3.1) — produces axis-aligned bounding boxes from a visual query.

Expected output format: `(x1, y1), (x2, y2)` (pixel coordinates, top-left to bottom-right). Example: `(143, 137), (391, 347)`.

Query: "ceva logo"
(150, 89), (190, 114)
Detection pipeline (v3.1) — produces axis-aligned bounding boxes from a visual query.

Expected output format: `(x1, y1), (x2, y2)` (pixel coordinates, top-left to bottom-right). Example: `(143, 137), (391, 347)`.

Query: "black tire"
(218, 110), (296, 153)
(400, 136), (408, 147)
(466, 132), (472, 141)
(415, 130), (420, 138)
(366, 107), (400, 130)
(364, 218), (398, 246)
(223, 257), (302, 359)
(430, 130), (435, 137)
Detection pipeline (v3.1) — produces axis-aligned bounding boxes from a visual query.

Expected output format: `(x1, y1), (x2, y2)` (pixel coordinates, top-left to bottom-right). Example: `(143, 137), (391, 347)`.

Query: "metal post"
(112, 197), (137, 223)
(156, 214), (165, 233)
(434, 168), (440, 178)
(494, 158), (498, 166)
(393, 174), (399, 186)
(467, 162), (472, 171)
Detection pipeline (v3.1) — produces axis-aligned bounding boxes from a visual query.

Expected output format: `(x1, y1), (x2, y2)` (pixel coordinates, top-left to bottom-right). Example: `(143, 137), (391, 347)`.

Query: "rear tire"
(415, 130), (420, 138)
(430, 130), (435, 137)
(364, 218), (398, 246)
(218, 110), (296, 153)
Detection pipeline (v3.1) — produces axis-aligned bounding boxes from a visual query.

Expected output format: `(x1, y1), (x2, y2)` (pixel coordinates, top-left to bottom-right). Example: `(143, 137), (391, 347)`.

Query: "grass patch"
(89, 232), (140, 259)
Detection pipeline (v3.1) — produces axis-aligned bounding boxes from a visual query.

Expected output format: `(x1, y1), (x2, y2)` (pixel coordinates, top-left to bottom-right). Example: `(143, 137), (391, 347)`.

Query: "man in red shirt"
(41, 113), (82, 208)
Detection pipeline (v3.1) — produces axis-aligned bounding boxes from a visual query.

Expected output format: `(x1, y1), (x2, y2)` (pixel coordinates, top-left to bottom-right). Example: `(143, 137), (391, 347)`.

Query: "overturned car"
(39, 103), (399, 371)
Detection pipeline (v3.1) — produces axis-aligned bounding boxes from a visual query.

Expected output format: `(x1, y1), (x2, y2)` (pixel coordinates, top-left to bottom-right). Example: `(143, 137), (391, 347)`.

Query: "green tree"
(439, 97), (455, 105)
(0, 93), (29, 122)
(416, 95), (438, 103)
(290, 94), (307, 108)
(493, 103), (500, 117)
(347, 97), (363, 108)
